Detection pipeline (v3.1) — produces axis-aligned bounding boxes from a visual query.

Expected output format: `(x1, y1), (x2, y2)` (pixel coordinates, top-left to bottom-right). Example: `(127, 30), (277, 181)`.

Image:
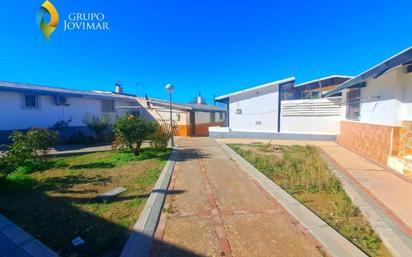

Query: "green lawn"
(229, 143), (392, 257)
(0, 148), (171, 257)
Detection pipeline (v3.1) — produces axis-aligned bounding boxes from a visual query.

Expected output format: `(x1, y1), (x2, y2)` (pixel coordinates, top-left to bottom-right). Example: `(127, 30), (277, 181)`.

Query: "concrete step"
(388, 156), (412, 177)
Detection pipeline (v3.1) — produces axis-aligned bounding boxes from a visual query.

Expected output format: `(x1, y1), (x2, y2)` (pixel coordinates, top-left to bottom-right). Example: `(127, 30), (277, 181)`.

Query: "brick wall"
(399, 121), (412, 158)
(337, 120), (399, 165)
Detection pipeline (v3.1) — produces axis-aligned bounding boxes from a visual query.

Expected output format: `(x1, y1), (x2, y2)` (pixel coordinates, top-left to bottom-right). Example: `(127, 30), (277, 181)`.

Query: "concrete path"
(49, 142), (152, 156)
(319, 144), (412, 234)
(151, 137), (325, 257)
(0, 215), (58, 257)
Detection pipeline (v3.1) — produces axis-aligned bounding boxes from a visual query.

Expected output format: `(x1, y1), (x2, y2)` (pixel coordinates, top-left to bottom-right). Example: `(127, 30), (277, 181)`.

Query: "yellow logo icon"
(36, 0), (59, 40)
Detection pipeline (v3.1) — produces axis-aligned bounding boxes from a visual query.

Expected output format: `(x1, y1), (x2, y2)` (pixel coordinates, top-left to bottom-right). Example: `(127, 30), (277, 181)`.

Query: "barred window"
(346, 88), (361, 120)
(24, 94), (40, 110)
(101, 100), (115, 113)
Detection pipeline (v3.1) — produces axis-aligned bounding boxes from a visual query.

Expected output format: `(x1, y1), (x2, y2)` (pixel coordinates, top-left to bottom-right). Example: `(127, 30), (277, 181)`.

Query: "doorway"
(189, 111), (195, 136)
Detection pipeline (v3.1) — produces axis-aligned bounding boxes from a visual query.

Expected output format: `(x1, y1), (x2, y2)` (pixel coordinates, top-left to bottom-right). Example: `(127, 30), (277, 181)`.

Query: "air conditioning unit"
(55, 96), (68, 106)
(235, 108), (242, 114)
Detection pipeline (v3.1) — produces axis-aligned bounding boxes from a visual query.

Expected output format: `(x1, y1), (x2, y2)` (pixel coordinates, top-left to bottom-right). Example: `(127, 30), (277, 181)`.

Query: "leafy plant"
(52, 120), (70, 129)
(149, 124), (170, 150)
(82, 113), (112, 140)
(0, 129), (59, 176)
(26, 128), (59, 161)
(113, 115), (155, 155)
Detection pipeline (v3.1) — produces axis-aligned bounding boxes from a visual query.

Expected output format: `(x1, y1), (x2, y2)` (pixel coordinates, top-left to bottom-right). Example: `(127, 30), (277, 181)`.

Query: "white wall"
(342, 67), (412, 126)
(280, 97), (342, 134)
(401, 71), (412, 121)
(0, 91), (138, 130)
(228, 84), (279, 132)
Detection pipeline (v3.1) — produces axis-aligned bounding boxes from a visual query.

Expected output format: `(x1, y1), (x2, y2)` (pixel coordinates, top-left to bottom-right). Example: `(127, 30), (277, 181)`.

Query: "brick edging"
(199, 158), (232, 256)
(120, 148), (179, 257)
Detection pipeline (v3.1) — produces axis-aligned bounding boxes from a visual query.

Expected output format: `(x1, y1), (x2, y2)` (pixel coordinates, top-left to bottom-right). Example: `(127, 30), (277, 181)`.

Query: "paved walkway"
(151, 137), (325, 257)
(319, 144), (412, 234)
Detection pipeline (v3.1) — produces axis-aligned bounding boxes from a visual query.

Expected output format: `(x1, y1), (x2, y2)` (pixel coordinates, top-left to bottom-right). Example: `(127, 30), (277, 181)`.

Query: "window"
(101, 100), (115, 113)
(23, 94), (40, 109)
(210, 112), (215, 122)
(130, 109), (141, 117)
(219, 112), (223, 120)
(177, 113), (181, 121)
(311, 91), (321, 99)
(346, 88), (361, 120)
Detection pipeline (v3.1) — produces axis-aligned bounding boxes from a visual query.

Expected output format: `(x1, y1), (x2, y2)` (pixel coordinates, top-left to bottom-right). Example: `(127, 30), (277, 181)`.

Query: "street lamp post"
(165, 83), (175, 147)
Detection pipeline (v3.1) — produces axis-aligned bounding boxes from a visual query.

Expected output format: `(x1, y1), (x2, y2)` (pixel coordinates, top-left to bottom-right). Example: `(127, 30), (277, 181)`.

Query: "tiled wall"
(399, 121), (412, 158)
(337, 121), (399, 165)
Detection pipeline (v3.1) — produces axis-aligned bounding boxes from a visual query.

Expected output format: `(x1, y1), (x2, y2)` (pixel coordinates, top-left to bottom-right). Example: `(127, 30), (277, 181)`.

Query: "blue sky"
(0, 0), (411, 103)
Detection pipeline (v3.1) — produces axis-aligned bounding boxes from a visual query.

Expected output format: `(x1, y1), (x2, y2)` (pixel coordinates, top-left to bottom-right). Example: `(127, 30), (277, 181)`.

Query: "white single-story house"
(214, 77), (295, 133)
(136, 95), (226, 137)
(324, 47), (412, 175)
(0, 81), (142, 143)
(211, 75), (351, 140)
(0, 81), (226, 143)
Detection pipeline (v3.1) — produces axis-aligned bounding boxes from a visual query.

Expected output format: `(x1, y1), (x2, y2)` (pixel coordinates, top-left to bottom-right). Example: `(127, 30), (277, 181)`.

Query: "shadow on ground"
(69, 162), (116, 170)
(0, 177), (197, 257)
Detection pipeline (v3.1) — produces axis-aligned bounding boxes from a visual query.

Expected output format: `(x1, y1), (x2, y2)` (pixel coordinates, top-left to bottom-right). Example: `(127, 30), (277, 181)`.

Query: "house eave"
(324, 47), (412, 97)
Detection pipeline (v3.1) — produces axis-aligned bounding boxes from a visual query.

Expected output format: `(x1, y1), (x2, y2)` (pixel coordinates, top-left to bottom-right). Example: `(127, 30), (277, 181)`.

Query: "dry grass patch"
(229, 143), (392, 257)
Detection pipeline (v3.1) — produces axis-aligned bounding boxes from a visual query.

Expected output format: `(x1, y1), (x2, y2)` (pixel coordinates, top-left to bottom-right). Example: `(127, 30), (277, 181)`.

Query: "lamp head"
(165, 83), (175, 94)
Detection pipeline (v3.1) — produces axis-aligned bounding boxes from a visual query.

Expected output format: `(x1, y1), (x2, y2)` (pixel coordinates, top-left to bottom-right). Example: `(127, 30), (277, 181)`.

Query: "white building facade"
(0, 81), (141, 143)
(211, 76), (350, 140)
(325, 47), (412, 175)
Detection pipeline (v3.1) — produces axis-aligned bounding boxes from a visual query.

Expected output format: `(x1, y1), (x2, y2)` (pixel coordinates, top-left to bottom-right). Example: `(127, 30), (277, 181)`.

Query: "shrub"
(82, 113), (112, 140)
(26, 128), (59, 161)
(52, 120), (70, 129)
(0, 156), (13, 177)
(150, 124), (170, 150)
(113, 115), (155, 155)
(0, 129), (59, 176)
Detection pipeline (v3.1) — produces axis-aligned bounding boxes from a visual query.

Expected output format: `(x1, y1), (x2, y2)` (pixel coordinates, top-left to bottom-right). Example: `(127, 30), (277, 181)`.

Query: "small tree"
(113, 115), (154, 155)
(26, 128), (59, 161)
(150, 124), (170, 150)
(7, 131), (34, 167)
(1, 129), (59, 175)
(82, 113), (112, 140)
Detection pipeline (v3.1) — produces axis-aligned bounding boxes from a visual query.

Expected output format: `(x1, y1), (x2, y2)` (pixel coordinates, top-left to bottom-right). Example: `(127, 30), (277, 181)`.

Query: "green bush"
(52, 120), (70, 129)
(26, 128), (59, 160)
(82, 113), (112, 140)
(113, 115), (155, 155)
(0, 129), (59, 176)
(150, 124), (170, 150)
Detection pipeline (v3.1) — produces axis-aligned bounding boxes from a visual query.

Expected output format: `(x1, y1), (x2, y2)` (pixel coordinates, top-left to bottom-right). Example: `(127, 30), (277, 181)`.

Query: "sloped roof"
(144, 98), (226, 112)
(0, 80), (136, 100)
(324, 47), (412, 97)
(214, 77), (295, 101)
(293, 75), (353, 88)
